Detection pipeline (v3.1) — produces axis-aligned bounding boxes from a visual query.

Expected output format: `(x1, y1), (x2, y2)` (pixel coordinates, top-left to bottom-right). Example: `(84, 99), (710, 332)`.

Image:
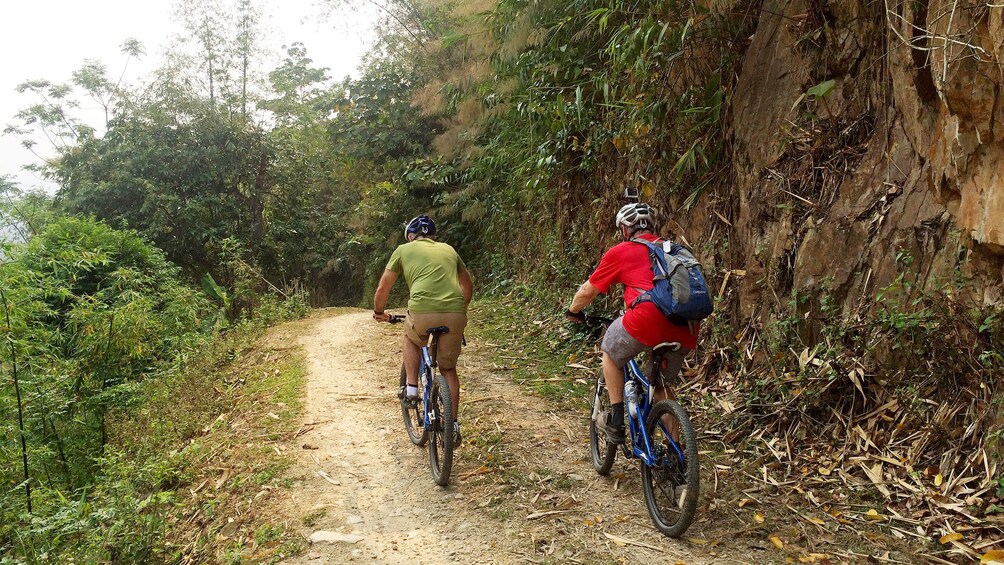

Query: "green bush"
(0, 217), (217, 561)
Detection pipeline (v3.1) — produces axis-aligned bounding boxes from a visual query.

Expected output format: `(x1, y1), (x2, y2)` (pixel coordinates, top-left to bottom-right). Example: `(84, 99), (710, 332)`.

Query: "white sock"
(406, 385), (418, 397)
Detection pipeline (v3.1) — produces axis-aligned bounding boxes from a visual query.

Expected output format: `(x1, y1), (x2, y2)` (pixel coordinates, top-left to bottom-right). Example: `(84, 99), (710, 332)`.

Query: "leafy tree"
(53, 109), (272, 281)
(173, 0), (265, 117)
(4, 40), (144, 174)
(0, 178), (55, 244)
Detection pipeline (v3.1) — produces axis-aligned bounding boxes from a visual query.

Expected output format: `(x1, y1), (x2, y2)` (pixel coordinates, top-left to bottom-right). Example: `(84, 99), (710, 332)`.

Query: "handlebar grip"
(585, 314), (614, 326)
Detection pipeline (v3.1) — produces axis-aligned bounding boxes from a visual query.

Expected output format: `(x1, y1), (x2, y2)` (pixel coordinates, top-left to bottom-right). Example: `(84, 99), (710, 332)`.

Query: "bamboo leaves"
(0, 217), (215, 510)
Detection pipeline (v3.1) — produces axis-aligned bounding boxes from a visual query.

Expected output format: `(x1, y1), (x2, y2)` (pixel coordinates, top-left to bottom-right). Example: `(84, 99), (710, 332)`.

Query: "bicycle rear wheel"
(641, 399), (699, 538)
(428, 373), (454, 487)
(588, 371), (617, 475)
(400, 364), (429, 446)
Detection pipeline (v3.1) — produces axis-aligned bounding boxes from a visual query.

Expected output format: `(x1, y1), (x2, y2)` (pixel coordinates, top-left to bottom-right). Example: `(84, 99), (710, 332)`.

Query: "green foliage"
(54, 109), (274, 281)
(806, 78), (837, 99)
(0, 217), (226, 561)
(362, 0), (746, 291)
(0, 180), (55, 243)
(8, 454), (179, 563)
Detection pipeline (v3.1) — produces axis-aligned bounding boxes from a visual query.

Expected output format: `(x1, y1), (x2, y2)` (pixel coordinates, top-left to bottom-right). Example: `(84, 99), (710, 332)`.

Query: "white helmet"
(615, 203), (655, 231)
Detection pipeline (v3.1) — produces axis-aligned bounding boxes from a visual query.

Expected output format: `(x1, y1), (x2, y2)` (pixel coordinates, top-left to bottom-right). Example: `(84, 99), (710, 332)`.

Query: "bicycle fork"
(591, 377), (604, 422)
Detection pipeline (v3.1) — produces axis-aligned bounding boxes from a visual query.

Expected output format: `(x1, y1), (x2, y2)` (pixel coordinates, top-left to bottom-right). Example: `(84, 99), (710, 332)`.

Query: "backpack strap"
(628, 237), (662, 309)
(630, 237), (669, 279)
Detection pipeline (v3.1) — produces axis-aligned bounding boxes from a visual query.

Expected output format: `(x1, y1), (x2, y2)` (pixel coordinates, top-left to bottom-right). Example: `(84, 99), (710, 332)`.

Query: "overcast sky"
(0, 0), (378, 191)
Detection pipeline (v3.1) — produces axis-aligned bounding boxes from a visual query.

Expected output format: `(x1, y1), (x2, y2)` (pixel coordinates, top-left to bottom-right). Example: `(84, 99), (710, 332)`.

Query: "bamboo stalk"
(1, 287), (31, 513)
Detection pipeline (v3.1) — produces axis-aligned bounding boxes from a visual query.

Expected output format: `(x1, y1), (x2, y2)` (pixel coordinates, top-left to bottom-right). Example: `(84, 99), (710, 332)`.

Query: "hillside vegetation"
(2, 0), (1003, 561)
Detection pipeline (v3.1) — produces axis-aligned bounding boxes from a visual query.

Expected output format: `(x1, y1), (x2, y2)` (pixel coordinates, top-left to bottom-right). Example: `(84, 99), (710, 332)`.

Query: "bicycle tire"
(588, 370), (617, 475)
(399, 364), (429, 446)
(640, 399), (700, 538)
(428, 373), (454, 487)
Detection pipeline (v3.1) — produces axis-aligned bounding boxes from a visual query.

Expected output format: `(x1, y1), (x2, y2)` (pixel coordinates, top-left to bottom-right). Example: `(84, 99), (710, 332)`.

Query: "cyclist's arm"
(459, 269), (473, 307)
(568, 280), (600, 314)
(373, 269), (399, 318)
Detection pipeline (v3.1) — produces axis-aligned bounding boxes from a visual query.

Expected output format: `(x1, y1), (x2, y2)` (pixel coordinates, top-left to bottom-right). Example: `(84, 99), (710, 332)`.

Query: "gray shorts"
(601, 316), (688, 387)
(601, 317), (649, 368)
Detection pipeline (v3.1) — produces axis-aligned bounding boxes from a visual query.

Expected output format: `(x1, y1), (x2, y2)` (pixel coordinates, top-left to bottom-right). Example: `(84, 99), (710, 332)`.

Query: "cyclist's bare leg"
(602, 352), (624, 403)
(403, 335), (421, 387)
(441, 367), (460, 418)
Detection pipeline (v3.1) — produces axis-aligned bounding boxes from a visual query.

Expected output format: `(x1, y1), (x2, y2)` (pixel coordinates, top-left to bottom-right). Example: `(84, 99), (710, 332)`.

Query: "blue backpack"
(630, 238), (714, 322)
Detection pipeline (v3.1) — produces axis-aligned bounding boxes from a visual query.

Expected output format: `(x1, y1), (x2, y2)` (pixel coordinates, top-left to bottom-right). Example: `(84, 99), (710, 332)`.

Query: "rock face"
(722, 0), (1004, 316)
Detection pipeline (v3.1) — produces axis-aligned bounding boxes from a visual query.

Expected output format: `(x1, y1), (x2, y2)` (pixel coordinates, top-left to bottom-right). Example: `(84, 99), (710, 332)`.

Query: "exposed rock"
(722, 0), (1004, 321)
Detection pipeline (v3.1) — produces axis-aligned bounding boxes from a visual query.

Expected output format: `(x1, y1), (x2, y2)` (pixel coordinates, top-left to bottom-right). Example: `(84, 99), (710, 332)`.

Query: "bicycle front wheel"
(588, 370), (617, 475)
(640, 399), (699, 538)
(400, 364), (429, 446)
(428, 373), (454, 487)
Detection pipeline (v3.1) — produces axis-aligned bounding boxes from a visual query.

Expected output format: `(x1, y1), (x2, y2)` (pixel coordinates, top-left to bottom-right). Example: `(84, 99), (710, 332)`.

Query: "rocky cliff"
(723, 0), (1003, 321)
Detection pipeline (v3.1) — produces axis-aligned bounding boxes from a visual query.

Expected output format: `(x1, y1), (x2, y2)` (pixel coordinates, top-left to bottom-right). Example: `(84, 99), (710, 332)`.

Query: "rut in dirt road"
(277, 310), (750, 564)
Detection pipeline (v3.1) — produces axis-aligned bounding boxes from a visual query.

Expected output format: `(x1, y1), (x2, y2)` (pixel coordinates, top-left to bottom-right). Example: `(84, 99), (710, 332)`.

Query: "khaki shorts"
(405, 311), (467, 370)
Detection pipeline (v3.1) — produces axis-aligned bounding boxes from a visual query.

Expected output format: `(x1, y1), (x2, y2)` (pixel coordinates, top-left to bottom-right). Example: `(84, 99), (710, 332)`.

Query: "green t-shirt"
(386, 239), (468, 313)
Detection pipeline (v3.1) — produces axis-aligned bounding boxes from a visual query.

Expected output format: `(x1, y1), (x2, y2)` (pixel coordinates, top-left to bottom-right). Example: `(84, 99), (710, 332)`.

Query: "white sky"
(0, 0), (378, 191)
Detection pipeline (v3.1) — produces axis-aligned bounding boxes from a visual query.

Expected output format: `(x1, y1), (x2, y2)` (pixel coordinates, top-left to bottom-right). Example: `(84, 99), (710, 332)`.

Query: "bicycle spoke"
(589, 371), (617, 475)
(428, 374), (454, 487)
(641, 399), (699, 538)
(400, 364), (428, 446)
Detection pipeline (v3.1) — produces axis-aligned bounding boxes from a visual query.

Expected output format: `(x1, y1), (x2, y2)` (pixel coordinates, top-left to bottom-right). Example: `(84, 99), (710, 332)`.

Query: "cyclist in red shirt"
(565, 203), (698, 444)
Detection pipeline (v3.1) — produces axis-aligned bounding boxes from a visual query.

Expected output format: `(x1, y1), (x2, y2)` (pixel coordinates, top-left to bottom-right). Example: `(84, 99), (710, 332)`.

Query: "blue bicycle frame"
(622, 357), (687, 468)
(418, 341), (437, 429)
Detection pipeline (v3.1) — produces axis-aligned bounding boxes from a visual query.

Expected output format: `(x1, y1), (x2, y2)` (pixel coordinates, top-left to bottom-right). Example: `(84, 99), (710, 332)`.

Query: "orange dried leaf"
(805, 517), (826, 526)
(939, 532), (964, 544)
(769, 535), (784, 549)
(865, 508), (883, 521)
(981, 550), (1004, 564)
(754, 512), (765, 523)
(935, 473), (944, 487)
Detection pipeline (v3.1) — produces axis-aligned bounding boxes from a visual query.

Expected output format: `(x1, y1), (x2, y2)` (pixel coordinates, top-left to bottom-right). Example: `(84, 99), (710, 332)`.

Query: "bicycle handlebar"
(583, 313), (615, 327)
(567, 310), (614, 327)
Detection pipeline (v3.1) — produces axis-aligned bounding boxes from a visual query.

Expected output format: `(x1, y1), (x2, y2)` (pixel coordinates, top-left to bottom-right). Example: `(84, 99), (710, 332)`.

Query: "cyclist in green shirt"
(373, 215), (473, 444)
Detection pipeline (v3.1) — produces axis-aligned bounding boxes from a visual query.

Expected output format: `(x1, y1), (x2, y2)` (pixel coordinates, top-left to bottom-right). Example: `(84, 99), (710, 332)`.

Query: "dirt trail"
(277, 309), (752, 564)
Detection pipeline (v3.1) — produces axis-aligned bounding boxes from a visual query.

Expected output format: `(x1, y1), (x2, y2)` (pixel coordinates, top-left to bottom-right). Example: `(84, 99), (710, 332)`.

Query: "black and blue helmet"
(404, 215), (436, 238)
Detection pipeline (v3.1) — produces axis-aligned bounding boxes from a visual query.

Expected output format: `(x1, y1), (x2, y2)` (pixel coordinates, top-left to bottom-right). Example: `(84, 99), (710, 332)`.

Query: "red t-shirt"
(588, 233), (699, 349)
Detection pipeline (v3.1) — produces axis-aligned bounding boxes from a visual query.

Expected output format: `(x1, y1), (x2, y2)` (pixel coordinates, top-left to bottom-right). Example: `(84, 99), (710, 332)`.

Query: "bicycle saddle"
(425, 326), (450, 335)
(653, 341), (681, 353)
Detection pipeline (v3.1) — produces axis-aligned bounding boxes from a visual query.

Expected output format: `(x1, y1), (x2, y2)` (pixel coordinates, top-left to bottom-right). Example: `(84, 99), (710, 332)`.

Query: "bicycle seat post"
(428, 334), (438, 368)
(425, 326), (449, 369)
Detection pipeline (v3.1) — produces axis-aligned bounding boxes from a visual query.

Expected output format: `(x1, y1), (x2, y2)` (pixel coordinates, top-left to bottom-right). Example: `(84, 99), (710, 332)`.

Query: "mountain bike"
(584, 314), (700, 538)
(388, 314), (454, 486)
